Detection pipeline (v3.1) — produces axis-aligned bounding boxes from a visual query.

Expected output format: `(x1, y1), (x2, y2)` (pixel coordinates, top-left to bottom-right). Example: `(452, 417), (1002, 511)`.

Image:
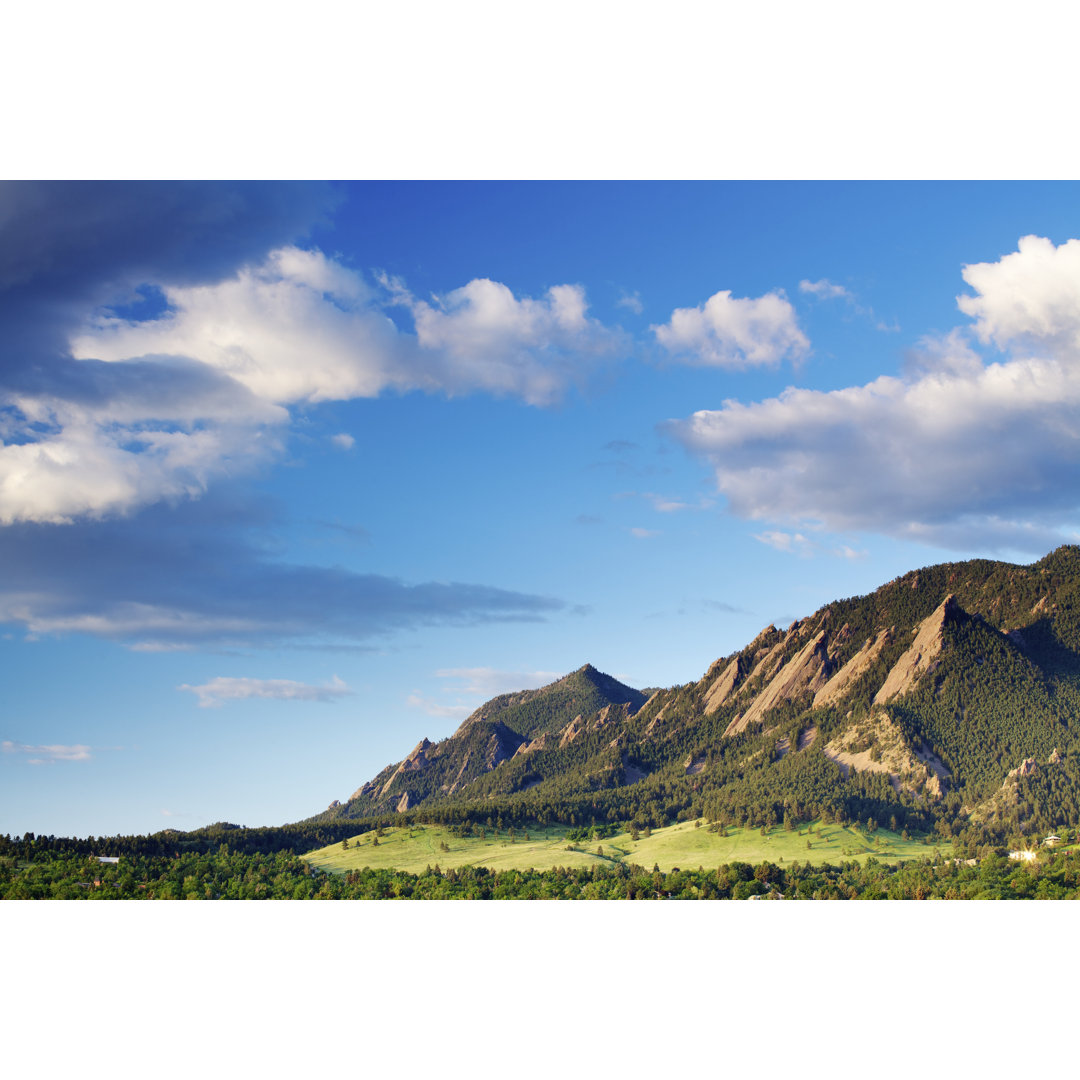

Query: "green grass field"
(302, 819), (940, 875)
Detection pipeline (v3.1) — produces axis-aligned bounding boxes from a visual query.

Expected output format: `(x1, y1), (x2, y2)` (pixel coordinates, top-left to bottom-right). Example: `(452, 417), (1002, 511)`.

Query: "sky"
(5, 179), (1080, 838)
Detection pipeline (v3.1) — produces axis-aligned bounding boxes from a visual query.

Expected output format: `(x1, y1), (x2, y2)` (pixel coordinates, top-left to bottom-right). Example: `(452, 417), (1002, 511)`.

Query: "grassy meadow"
(302, 819), (940, 876)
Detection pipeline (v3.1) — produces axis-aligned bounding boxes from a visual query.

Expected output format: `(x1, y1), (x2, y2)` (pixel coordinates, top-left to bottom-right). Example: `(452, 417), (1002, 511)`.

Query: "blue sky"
(5, 179), (1080, 837)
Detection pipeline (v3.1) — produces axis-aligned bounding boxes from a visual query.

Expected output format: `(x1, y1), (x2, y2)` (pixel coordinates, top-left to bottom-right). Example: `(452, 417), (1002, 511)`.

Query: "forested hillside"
(313, 546), (1080, 855)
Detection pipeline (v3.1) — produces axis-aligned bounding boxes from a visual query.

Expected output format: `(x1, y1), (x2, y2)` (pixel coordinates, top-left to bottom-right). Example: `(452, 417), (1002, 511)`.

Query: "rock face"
(729, 627), (833, 734)
(703, 657), (742, 714)
(822, 713), (949, 797)
(873, 595), (959, 705)
(380, 738), (433, 796)
(813, 628), (892, 710)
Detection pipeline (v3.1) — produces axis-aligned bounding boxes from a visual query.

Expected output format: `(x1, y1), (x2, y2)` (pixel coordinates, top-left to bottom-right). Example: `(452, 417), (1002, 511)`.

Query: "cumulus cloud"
(630, 527), (660, 538)
(0, 493), (567, 649)
(653, 288), (809, 369)
(669, 236), (1080, 553)
(385, 275), (622, 405)
(71, 247), (408, 405)
(958, 235), (1080, 353)
(178, 675), (352, 708)
(0, 182), (331, 526)
(330, 433), (355, 450)
(0, 184), (624, 525)
(616, 290), (644, 315)
(2, 740), (93, 764)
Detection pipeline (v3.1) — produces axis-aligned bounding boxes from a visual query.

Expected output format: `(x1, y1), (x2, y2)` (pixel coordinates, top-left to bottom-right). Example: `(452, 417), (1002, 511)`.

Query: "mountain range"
(315, 546), (1080, 850)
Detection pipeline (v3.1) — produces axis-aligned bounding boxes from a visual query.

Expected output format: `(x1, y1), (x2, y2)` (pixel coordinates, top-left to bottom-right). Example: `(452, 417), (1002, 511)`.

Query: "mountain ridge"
(315, 545), (1080, 854)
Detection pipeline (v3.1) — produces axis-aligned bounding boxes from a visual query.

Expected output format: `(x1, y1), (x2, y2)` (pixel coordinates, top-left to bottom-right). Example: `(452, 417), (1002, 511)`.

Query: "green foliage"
(6, 844), (1080, 900)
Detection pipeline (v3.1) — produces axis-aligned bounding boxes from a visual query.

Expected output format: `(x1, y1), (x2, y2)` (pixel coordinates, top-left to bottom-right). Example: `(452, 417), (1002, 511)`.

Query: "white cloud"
(630, 526), (660, 538)
(2, 248), (621, 525)
(330, 433), (355, 450)
(670, 236), (1080, 553)
(799, 278), (851, 301)
(958, 235), (1080, 353)
(653, 288), (809, 369)
(0, 416), (281, 526)
(2, 740), (93, 763)
(72, 249), (408, 405)
(391, 277), (621, 406)
(616, 290), (643, 315)
(178, 674), (353, 708)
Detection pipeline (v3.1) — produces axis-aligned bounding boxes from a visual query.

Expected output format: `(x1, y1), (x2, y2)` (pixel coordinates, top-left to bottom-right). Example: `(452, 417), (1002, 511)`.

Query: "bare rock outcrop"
(728, 628), (832, 734)
(1009, 757), (1039, 779)
(749, 636), (789, 683)
(684, 753), (706, 775)
(513, 733), (549, 757)
(559, 714), (586, 748)
(703, 656), (742, 714)
(813, 628), (892, 710)
(873, 595), (959, 706)
(823, 713), (949, 797)
(380, 737), (433, 796)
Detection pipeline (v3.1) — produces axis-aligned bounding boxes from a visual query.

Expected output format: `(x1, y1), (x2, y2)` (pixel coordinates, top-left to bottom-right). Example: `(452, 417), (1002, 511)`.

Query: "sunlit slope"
(302, 820), (937, 875)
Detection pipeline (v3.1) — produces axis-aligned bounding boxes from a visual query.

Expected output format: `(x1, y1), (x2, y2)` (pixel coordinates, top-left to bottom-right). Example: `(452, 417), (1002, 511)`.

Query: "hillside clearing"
(302, 820), (938, 876)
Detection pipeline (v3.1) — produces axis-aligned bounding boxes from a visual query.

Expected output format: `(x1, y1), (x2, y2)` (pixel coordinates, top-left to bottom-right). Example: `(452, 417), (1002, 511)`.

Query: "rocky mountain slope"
(342, 665), (647, 815)
(316, 547), (1080, 845)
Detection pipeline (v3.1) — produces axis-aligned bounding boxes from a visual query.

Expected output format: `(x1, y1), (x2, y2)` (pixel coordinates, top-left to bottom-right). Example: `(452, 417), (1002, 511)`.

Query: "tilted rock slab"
(727, 627), (832, 735)
(813, 628), (893, 710)
(872, 594), (959, 706)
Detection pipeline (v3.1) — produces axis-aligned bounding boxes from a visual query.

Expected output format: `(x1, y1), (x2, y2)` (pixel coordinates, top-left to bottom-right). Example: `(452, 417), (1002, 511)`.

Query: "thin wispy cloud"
(433, 667), (562, 697)
(799, 276), (897, 332)
(408, 667), (563, 720)
(799, 278), (852, 301)
(639, 491), (715, 514)
(178, 675), (353, 708)
(2, 740), (94, 764)
(702, 599), (750, 614)
(405, 692), (473, 720)
(753, 530), (815, 556)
